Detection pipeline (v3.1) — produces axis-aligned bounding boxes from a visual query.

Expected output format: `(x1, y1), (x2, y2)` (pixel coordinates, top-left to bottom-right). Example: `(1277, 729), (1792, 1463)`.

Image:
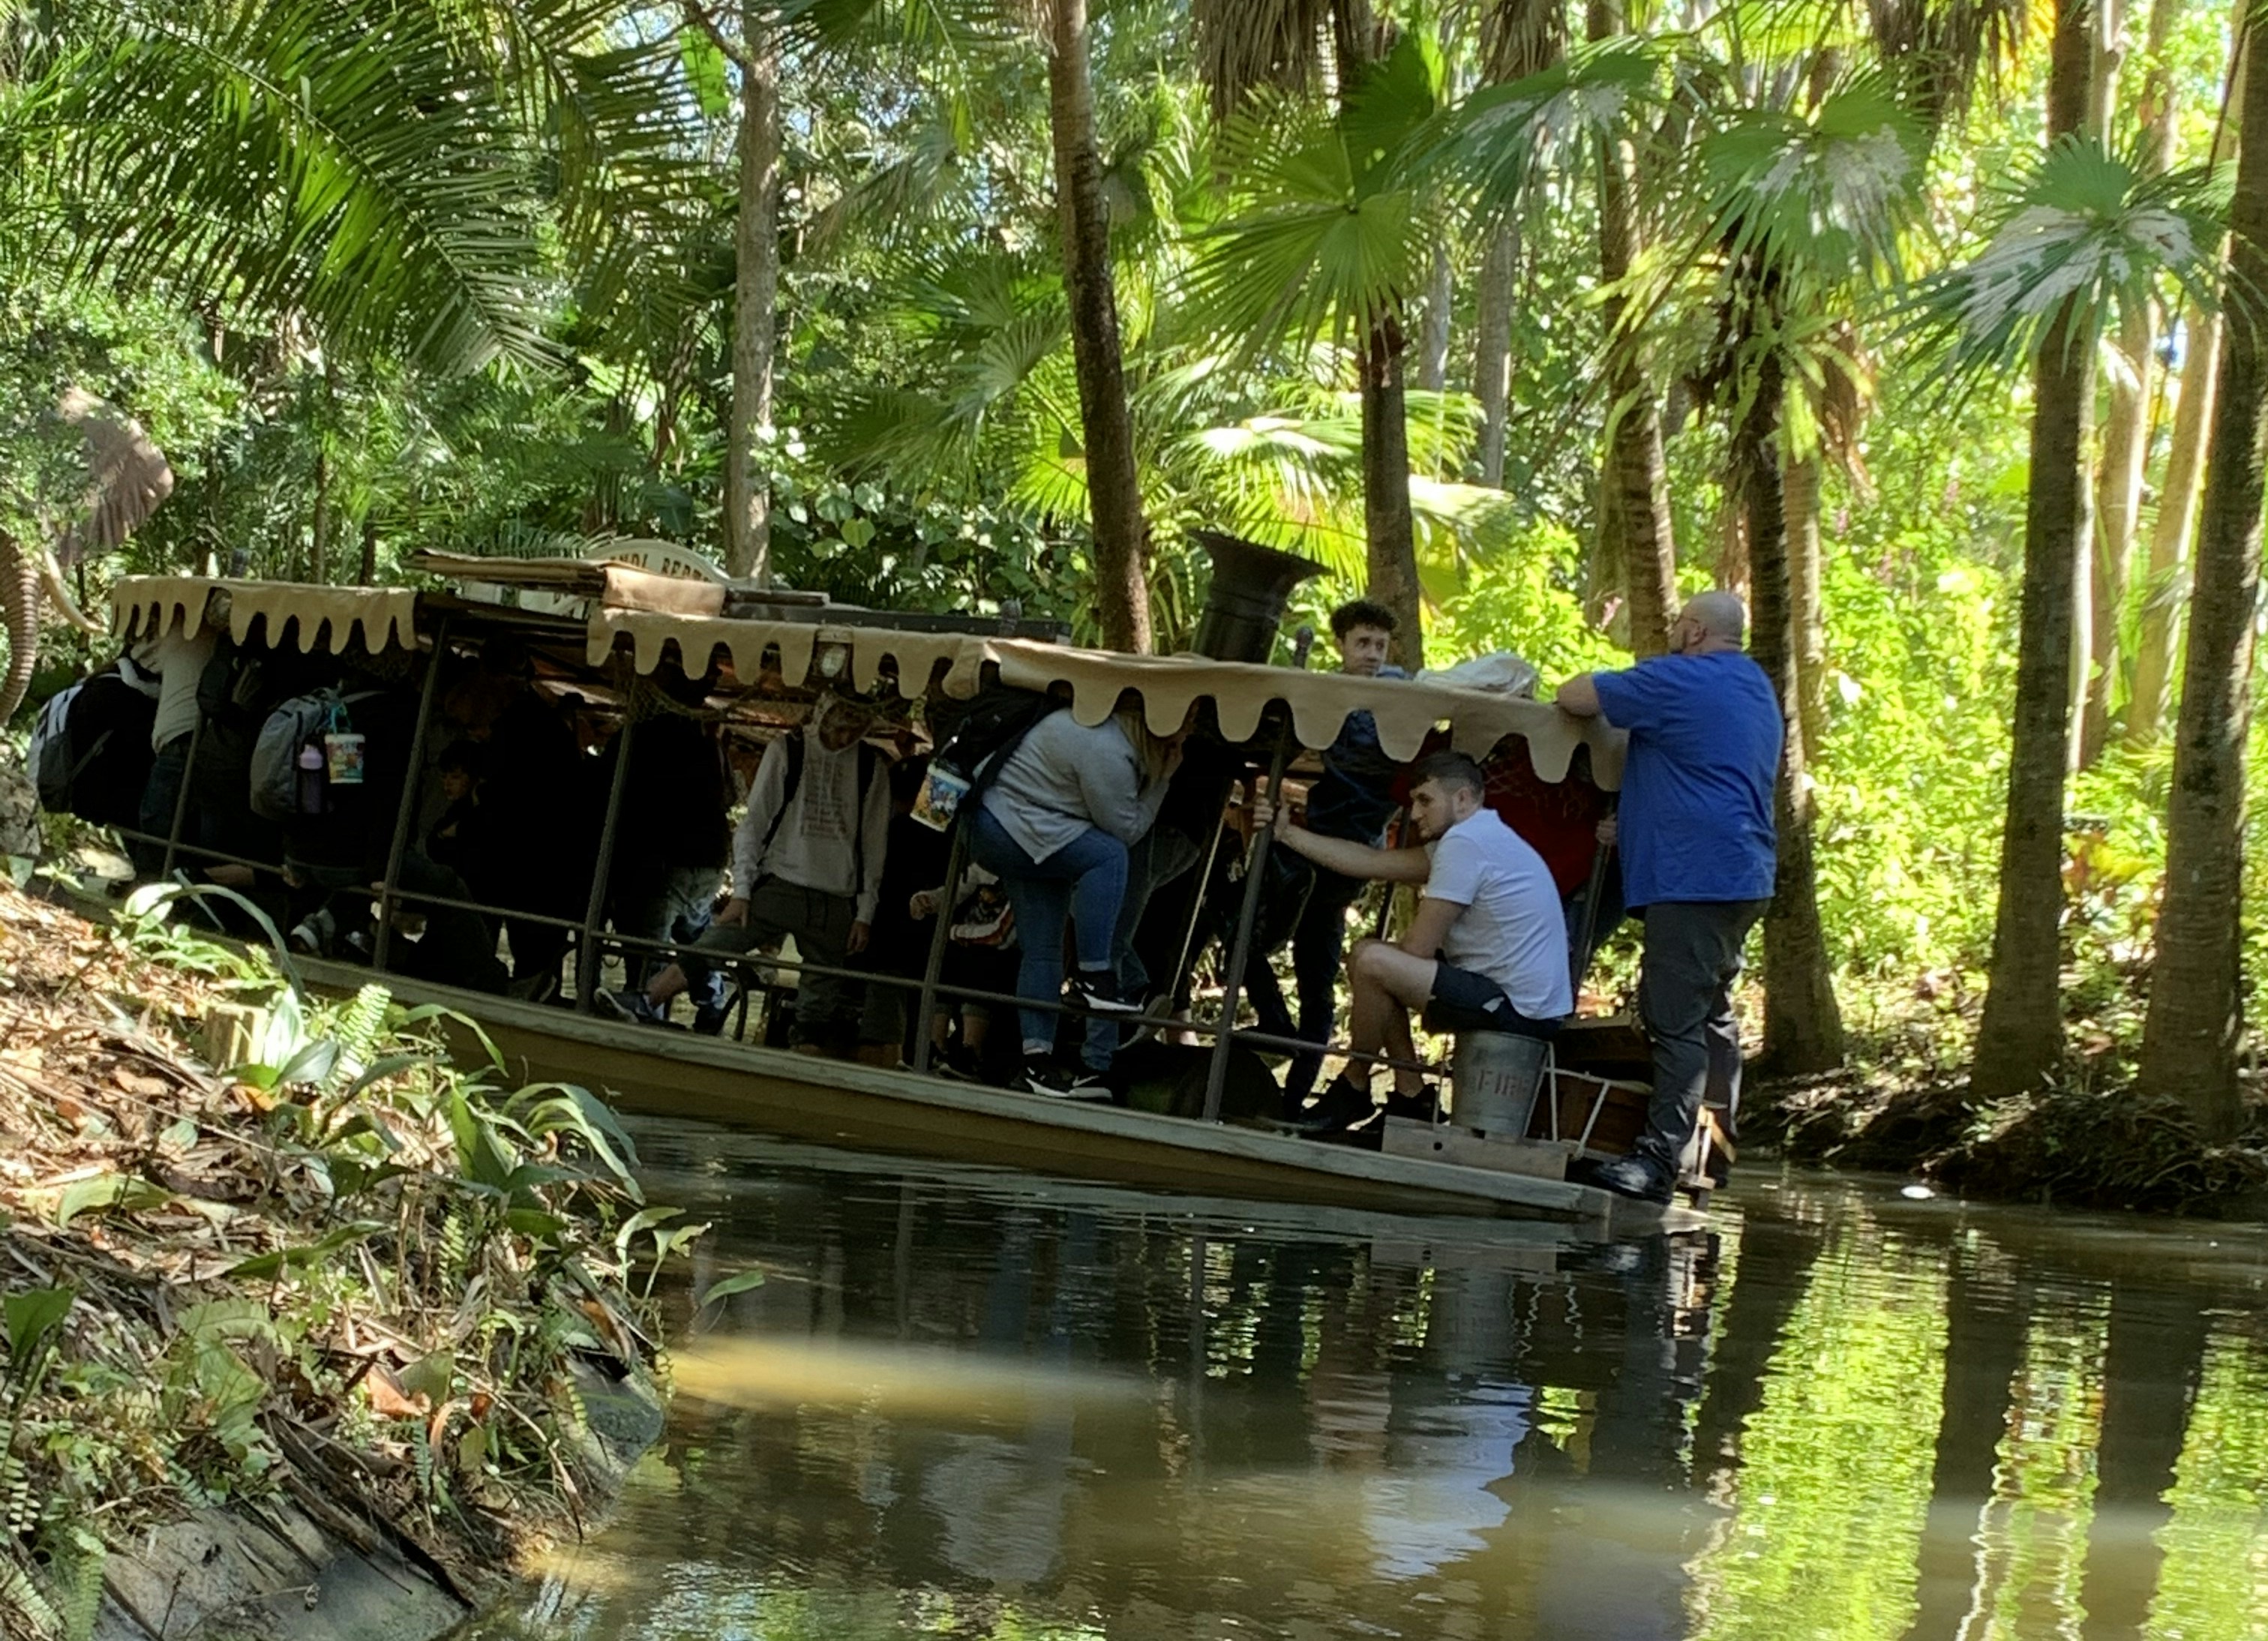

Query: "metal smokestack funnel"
(1190, 530), (1325, 664)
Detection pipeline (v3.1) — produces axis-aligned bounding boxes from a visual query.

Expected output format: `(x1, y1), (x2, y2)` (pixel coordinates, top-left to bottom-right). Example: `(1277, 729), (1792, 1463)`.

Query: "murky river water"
(462, 1118), (2268, 1641)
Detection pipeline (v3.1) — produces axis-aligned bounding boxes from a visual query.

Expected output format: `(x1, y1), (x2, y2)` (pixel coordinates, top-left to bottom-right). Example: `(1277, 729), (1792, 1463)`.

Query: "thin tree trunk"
(1360, 316), (1423, 666)
(1045, 0), (1151, 654)
(1784, 447), (1829, 759)
(2138, 0), (2268, 1135)
(1590, 0), (1676, 658)
(310, 440), (332, 586)
(2083, 0), (2178, 765)
(724, 0), (779, 584)
(1472, 224), (1516, 487)
(1972, 0), (2096, 1102)
(1743, 381), (1845, 1075)
(1418, 241), (1452, 394)
(2130, 9), (2246, 746)
(358, 514), (378, 586)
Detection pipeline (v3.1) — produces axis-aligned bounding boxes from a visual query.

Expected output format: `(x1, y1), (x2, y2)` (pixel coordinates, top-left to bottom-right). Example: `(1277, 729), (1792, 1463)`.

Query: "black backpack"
(29, 672), (158, 829)
(929, 685), (1064, 800)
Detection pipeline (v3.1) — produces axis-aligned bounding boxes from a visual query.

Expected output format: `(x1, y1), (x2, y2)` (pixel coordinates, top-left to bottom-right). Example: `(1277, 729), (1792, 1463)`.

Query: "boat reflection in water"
(473, 1118), (2268, 1641)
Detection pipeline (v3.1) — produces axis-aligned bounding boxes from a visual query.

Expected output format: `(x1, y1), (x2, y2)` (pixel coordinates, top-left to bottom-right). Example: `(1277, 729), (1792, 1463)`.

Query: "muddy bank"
(0, 878), (690, 1641)
(1744, 1064), (2268, 1216)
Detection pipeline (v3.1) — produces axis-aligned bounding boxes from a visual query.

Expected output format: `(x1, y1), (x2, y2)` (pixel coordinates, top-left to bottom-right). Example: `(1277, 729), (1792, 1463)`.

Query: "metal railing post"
(373, 615), (449, 974)
(908, 816), (969, 1077)
(576, 710), (637, 1012)
(160, 717), (202, 880)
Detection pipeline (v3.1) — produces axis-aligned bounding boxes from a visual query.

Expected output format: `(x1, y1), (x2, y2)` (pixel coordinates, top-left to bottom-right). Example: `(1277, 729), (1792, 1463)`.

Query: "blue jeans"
(970, 808), (1128, 1071)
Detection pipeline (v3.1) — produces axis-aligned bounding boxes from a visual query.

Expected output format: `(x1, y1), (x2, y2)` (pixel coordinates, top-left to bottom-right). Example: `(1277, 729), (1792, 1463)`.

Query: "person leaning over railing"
(971, 701), (1188, 1100)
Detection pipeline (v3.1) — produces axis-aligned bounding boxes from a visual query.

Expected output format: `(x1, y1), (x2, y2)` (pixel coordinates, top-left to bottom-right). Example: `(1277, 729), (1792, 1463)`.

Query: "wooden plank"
(1378, 1119), (1577, 1180)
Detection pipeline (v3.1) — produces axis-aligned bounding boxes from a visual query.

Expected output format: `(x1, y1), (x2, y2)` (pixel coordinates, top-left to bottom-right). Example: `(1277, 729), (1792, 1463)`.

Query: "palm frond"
(1191, 0), (1331, 121)
(48, 0), (556, 375)
(1904, 138), (2227, 386)
(1416, 38), (1664, 220)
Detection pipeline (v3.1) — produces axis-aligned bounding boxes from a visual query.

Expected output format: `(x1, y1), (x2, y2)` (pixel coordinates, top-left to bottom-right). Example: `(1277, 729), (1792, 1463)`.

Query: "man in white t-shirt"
(1256, 750), (1570, 1138)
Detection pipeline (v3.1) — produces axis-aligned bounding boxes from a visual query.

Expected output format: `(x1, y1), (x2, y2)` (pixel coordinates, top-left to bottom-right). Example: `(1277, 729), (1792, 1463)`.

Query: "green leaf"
(4, 1286), (76, 1370)
(614, 1205), (682, 1268)
(698, 1269), (766, 1310)
(56, 1172), (170, 1227)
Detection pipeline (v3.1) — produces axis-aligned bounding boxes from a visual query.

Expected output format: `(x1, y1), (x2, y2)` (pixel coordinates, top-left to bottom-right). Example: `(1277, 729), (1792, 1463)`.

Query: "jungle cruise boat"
(97, 535), (1721, 1238)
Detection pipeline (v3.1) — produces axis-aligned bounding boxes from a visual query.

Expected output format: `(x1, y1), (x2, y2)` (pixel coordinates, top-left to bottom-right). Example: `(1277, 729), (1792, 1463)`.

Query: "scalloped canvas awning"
(108, 579), (1622, 788)
(112, 577), (419, 656)
(588, 608), (1623, 788)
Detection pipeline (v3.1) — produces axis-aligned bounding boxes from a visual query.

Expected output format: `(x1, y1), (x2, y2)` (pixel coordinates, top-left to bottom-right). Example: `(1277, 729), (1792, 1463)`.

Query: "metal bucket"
(1450, 1032), (1550, 1138)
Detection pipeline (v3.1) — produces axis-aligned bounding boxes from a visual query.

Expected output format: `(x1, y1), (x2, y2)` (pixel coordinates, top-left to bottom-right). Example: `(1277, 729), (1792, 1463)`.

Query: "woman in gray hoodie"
(973, 702), (1182, 1096)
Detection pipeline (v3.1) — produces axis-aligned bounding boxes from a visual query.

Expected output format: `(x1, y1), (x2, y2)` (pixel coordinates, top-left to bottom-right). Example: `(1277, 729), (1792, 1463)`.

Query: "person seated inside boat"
(598, 692), (890, 1052)
(1253, 750), (1572, 1141)
(971, 700), (1186, 1100)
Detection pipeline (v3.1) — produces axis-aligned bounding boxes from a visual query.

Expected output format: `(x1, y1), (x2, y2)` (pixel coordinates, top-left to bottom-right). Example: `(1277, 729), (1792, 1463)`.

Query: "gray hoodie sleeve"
(1076, 721), (1168, 844)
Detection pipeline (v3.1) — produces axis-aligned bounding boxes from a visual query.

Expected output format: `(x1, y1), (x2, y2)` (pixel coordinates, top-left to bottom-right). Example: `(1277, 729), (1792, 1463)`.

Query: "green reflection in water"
(2147, 1332), (2268, 1641)
(1978, 1301), (2108, 1639)
(1690, 1222), (1948, 1641)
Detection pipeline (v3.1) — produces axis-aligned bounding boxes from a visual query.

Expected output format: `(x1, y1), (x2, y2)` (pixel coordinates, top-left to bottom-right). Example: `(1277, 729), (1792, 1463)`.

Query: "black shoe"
(1294, 1076), (1378, 1137)
(1022, 1058), (1113, 1100)
(690, 1001), (730, 1036)
(1576, 1154), (1674, 1204)
(1382, 1086), (1440, 1124)
(594, 988), (659, 1026)
(1065, 969), (1141, 1016)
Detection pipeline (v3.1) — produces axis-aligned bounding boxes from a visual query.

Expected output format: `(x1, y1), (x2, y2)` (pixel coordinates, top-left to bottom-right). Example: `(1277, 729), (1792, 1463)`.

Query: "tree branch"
(680, 0), (756, 73)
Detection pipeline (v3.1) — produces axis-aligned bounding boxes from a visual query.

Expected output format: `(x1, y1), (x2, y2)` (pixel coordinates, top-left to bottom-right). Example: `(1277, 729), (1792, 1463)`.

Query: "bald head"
(1673, 591), (1747, 654)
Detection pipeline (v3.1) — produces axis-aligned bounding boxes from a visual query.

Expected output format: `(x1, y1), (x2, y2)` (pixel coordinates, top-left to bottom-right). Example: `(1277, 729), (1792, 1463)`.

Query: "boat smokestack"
(1190, 530), (1324, 664)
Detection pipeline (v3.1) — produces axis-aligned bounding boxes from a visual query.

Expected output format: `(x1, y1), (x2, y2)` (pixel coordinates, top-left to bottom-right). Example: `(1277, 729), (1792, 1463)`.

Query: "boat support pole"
(1200, 626), (1312, 1122)
(908, 815), (969, 1077)
(576, 705), (637, 1013)
(160, 716), (202, 881)
(373, 614), (449, 976)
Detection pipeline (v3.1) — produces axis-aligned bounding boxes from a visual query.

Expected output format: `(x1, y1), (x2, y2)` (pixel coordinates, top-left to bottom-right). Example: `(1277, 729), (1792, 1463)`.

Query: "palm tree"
(2138, 0), (2268, 1136)
(1916, 132), (2224, 1100)
(1041, 0), (1152, 652)
(1184, 21), (1441, 662)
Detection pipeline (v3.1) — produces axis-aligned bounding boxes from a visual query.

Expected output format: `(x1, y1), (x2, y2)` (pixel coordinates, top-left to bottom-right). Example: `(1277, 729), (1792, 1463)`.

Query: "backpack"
(249, 689), (376, 821)
(928, 685), (1063, 797)
(754, 730), (883, 890)
(29, 673), (158, 827)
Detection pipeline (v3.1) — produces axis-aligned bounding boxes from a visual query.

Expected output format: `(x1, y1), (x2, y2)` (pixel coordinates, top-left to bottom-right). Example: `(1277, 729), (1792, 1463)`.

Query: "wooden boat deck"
(298, 960), (1705, 1239)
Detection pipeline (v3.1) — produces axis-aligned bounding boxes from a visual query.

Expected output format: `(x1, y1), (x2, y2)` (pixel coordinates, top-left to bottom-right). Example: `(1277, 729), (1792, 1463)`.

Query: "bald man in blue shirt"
(1556, 592), (1781, 1202)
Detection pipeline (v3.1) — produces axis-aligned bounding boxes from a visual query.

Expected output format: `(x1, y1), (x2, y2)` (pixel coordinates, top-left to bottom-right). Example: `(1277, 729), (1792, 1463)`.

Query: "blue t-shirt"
(1592, 651), (1781, 908)
(1304, 666), (1407, 844)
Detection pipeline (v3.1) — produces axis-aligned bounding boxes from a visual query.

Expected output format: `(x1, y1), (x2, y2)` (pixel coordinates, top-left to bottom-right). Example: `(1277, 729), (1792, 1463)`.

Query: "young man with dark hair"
(1247, 596), (1408, 1105)
(1254, 750), (1572, 1138)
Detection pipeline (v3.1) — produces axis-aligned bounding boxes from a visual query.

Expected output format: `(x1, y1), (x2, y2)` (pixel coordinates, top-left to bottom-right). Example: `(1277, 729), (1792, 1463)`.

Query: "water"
(466, 1120), (2268, 1641)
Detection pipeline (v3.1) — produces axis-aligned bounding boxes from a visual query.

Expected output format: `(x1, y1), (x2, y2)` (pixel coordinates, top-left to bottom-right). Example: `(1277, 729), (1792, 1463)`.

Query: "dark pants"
(1632, 899), (1766, 1177)
(679, 878), (857, 1048)
(131, 735), (208, 878)
(1259, 866), (1366, 1102)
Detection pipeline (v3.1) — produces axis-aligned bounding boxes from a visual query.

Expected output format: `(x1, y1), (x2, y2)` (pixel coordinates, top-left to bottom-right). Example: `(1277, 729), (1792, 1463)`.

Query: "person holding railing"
(1252, 750), (1571, 1139)
(972, 702), (1186, 1100)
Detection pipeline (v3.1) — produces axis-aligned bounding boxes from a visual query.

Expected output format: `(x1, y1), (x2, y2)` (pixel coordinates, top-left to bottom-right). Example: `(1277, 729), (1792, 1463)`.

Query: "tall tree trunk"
(1783, 447), (1830, 759)
(310, 439), (332, 586)
(1045, 0), (1151, 654)
(724, 0), (779, 584)
(1472, 224), (1516, 487)
(1589, 0), (1676, 658)
(1742, 381), (1846, 1075)
(2083, 0), (2178, 766)
(1418, 241), (1452, 394)
(1972, 0), (2097, 1102)
(2138, 0), (2268, 1135)
(357, 514), (378, 586)
(2130, 9), (2246, 746)
(1360, 317), (1423, 667)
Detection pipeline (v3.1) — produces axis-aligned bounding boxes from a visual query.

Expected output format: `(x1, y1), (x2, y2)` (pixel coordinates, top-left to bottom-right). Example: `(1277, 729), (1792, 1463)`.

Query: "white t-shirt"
(1423, 808), (1573, 1022)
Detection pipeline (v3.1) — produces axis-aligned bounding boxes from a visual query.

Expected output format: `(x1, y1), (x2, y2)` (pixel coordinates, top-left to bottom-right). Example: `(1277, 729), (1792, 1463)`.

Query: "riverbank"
(0, 874), (690, 1641)
(1744, 1060), (2268, 1216)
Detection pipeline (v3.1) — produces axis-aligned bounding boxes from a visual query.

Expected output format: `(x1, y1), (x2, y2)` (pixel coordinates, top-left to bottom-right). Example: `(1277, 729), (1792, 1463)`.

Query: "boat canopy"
(110, 574), (1624, 788)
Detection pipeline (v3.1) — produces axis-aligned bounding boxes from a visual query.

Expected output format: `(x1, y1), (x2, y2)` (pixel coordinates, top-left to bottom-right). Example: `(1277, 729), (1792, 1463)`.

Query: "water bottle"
(297, 742), (326, 816)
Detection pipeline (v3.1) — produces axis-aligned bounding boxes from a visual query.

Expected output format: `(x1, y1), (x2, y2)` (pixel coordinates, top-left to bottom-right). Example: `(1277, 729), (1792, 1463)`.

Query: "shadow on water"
(464, 1121), (2268, 1641)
